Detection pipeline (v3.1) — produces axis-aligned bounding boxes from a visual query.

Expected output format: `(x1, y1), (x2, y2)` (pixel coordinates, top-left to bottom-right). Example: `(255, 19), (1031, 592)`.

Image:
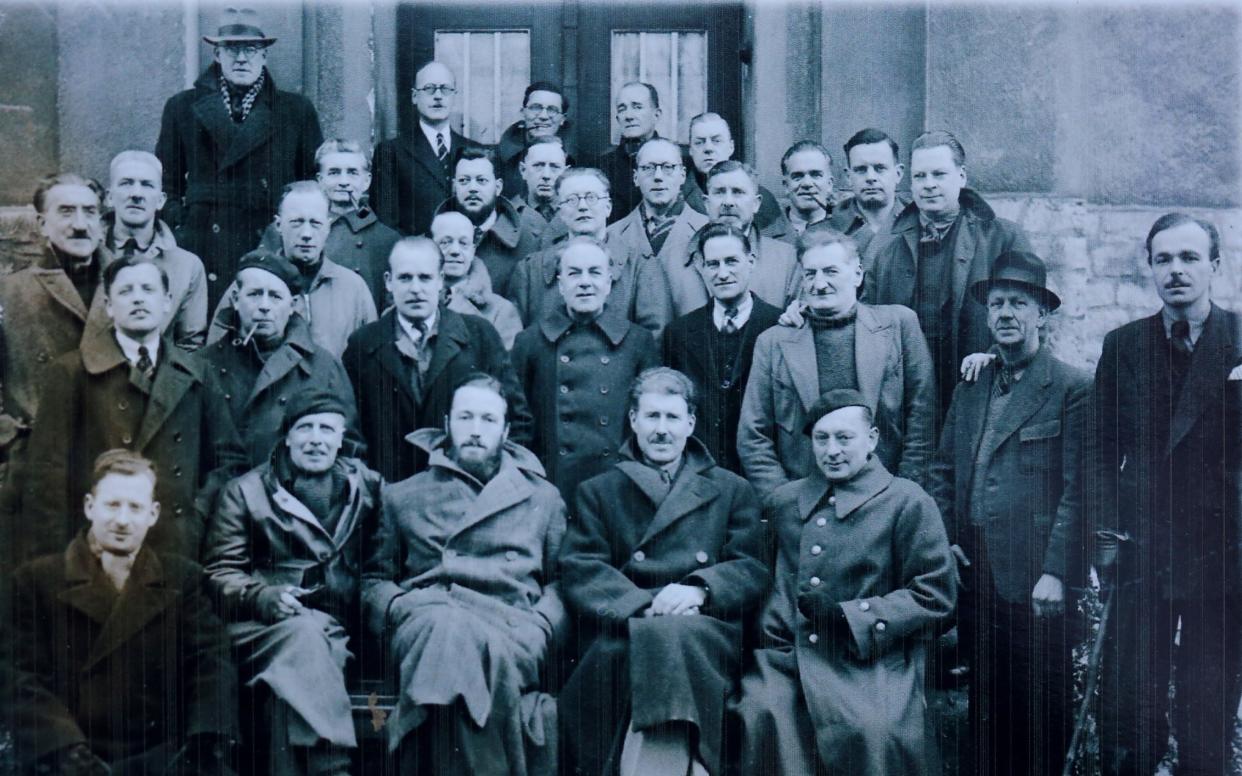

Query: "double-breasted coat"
(156, 64), (323, 305)
(8, 534), (238, 767)
(343, 307), (533, 482)
(368, 127), (484, 238)
(735, 459), (955, 775)
(21, 326), (248, 561)
(607, 201), (710, 318)
(361, 431), (566, 774)
(558, 438), (769, 776)
(510, 304), (659, 502)
(737, 302), (937, 496)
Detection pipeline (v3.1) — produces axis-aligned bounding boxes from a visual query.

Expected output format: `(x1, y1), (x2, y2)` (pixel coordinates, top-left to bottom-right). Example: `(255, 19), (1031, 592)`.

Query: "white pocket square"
(1229, 365), (1242, 381)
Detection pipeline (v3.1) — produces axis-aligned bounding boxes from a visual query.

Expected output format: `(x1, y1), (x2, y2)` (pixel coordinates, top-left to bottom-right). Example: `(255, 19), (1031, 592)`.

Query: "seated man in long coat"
(7, 449), (237, 774)
(203, 391), (382, 776)
(559, 367), (769, 776)
(362, 374), (566, 776)
(735, 389), (956, 775)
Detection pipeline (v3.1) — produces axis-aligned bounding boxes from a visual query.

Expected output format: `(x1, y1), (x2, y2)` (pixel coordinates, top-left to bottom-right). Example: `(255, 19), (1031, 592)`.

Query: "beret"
(236, 248), (303, 295)
(802, 388), (870, 436)
(279, 389), (352, 437)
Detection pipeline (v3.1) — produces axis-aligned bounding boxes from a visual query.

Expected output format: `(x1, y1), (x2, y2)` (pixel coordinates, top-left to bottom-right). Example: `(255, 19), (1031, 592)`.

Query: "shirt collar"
(1162, 305), (1210, 346)
(114, 329), (160, 366)
(712, 292), (754, 331)
(420, 120), (451, 153)
(397, 307), (438, 345)
(785, 205), (826, 235)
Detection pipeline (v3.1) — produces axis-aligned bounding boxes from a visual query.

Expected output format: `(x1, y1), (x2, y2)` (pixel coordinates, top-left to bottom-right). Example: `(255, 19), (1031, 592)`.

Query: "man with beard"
(511, 237), (659, 501)
(22, 255), (247, 561)
(682, 113), (781, 234)
(778, 141), (835, 239)
(370, 61), (485, 237)
(559, 367), (768, 776)
(510, 168), (672, 336)
(826, 128), (910, 272)
(344, 237), (531, 482)
(156, 7), (323, 307)
(497, 82), (575, 203)
(435, 147), (540, 301)
(8, 449), (238, 775)
(210, 182), (376, 358)
(101, 150), (208, 350)
(362, 375), (565, 776)
(591, 82), (676, 223)
(510, 137), (568, 245)
(432, 212), (524, 349)
(738, 229), (935, 497)
(609, 137), (709, 317)
(261, 139), (399, 309)
(197, 249), (362, 467)
(204, 392), (381, 776)
(735, 390), (955, 775)
(700, 160), (801, 311)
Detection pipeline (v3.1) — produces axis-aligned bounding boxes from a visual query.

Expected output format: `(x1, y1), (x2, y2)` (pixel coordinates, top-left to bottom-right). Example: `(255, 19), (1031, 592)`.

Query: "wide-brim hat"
(969, 250), (1061, 310)
(203, 7), (277, 46)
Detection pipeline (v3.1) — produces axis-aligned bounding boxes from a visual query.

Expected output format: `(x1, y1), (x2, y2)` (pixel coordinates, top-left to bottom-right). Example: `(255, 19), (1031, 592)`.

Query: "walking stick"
(1061, 529), (1131, 776)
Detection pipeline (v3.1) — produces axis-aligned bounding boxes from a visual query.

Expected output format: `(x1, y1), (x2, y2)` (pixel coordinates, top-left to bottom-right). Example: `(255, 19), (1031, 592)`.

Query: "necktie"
(136, 345), (153, 378)
(659, 468), (673, 485)
(722, 308), (739, 334)
(436, 132), (448, 161)
(1171, 319), (1193, 355)
(120, 238), (138, 259)
(129, 345), (155, 395)
(474, 226), (485, 246)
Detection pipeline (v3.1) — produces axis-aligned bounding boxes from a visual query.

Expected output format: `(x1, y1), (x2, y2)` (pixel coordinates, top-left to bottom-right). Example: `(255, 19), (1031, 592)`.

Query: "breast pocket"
(1019, 419), (1062, 478)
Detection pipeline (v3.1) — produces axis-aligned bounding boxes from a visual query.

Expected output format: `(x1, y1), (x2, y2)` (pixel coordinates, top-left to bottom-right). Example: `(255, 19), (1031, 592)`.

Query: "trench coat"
(435, 196), (542, 301)
(558, 437), (769, 776)
(737, 302), (937, 496)
(156, 64), (323, 305)
(607, 201), (710, 318)
(7, 534), (238, 767)
(735, 459), (955, 775)
(197, 312), (363, 467)
(361, 430), (565, 774)
(369, 126), (484, 238)
(510, 303), (659, 502)
(446, 258), (525, 350)
(20, 325), (247, 561)
(203, 453), (382, 751)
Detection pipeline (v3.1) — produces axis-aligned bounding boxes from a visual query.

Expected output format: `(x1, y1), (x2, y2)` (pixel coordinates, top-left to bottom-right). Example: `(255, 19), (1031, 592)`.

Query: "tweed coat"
(558, 438), (769, 776)
(361, 431), (565, 772)
(197, 312), (362, 467)
(510, 304), (659, 502)
(343, 307), (532, 483)
(737, 302), (937, 496)
(608, 201), (710, 318)
(928, 346), (1092, 601)
(445, 258), (524, 350)
(8, 534), (238, 767)
(668, 228), (801, 314)
(156, 64), (323, 305)
(435, 196), (542, 301)
(735, 460), (955, 775)
(21, 326), (247, 561)
(369, 126), (484, 238)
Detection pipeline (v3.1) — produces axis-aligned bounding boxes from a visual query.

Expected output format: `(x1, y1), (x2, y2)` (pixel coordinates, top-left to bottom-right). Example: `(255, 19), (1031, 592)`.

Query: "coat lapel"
(1170, 306), (1236, 453)
(950, 215), (978, 322)
(84, 549), (179, 671)
(269, 484), (336, 543)
(424, 310), (468, 391)
(57, 538), (117, 626)
(34, 269), (89, 322)
(220, 85), (276, 170)
(246, 340), (307, 409)
(374, 313), (417, 403)
(191, 89), (240, 168)
(408, 129), (449, 182)
(778, 327), (821, 413)
(135, 345), (197, 451)
(451, 463), (536, 537)
(631, 466), (718, 547)
(977, 349), (1054, 464)
(853, 305), (890, 410)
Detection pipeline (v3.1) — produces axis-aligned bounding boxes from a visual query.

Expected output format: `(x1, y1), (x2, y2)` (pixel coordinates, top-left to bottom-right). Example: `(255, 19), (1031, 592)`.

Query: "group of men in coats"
(2, 7), (1240, 776)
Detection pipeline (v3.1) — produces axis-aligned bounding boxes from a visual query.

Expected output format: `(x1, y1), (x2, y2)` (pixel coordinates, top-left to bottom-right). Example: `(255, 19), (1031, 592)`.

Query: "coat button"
(828, 496), (836, 506)
(810, 545), (822, 556)
(208, 272), (218, 282)
(505, 550), (517, 561)
(211, 223), (221, 234)
(600, 356), (610, 364)
(599, 386), (609, 394)
(559, 385), (569, 394)
(122, 434), (133, 445)
(559, 448), (568, 456)
(601, 450), (612, 457)
(875, 621), (886, 632)
(808, 633), (819, 644)
(355, 240), (364, 248)
(279, 396), (287, 404)
(260, 178), (268, 189)
(118, 400), (128, 411)
(859, 601), (870, 611)
(560, 355), (570, 363)
(174, 506), (184, 516)
(695, 551), (708, 564)
(445, 549), (457, 558)
(633, 550), (645, 562)
(599, 417), (609, 426)
(816, 517), (826, 527)
(224, 393), (232, 400)
(173, 432), (183, 442)
(36, 351), (48, 363)
(173, 466), (182, 478)
(810, 576), (821, 586)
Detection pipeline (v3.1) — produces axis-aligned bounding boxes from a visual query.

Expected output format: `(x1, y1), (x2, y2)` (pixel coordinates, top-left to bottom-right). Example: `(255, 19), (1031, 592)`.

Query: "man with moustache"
(156, 7), (323, 307)
(432, 211), (524, 349)
(210, 182), (376, 358)
(435, 147), (540, 300)
(370, 61), (484, 237)
(261, 139), (399, 309)
(870, 130), (1030, 421)
(700, 160), (801, 311)
(497, 82), (575, 201)
(362, 375), (565, 776)
(738, 229), (935, 497)
(511, 237), (659, 501)
(682, 113), (781, 232)
(344, 238), (531, 483)
(101, 150), (208, 350)
(735, 390), (955, 775)
(928, 251), (1089, 776)
(592, 82), (674, 223)
(663, 223), (780, 474)
(778, 141), (835, 239)
(510, 168), (672, 335)
(8, 450), (238, 775)
(827, 128), (910, 272)
(197, 250), (362, 467)
(204, 393), (381, 776)
(21, 255), (247, 561)
(1093, 214), (1242, 775)
(510, 137), (568, 244)
(610, 137), (710, 317)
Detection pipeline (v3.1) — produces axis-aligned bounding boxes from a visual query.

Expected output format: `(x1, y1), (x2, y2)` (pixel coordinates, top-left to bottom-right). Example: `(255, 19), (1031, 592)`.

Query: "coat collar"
(796, 457), (893, 522)
(191, 64), (279, 172)
(972, 346), (1057, 463)
(538, 301), (630, 346)
(259, 454), (367, 546)
(245, 316), (318, 407)
(892, 187), (995, 235)
(32, 245), (101, 322)
(336, 207), (380, 234)
(615, 436), (721, 546)
(412, 429), (549, 532)
(436, 196), (525, 250)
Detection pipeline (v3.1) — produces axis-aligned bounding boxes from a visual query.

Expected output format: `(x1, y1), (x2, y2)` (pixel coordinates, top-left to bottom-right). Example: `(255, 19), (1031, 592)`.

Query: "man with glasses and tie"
(370, 61), (485, 238)
(156, 6), (323, 308)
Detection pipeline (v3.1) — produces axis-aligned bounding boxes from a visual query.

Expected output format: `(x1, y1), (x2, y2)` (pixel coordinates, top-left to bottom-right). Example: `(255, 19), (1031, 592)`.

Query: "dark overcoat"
(155, 64), (323, 305)
(436, 196), (542, 300)
(343, 307), (532, 482)
(7, 535), (237, 767)
(368, 128), (484, 238)
(21, 326), (248, 561)
(495, 120), (576, 201)
(736, 460), (955, 775)
(558, 438), (769, 776)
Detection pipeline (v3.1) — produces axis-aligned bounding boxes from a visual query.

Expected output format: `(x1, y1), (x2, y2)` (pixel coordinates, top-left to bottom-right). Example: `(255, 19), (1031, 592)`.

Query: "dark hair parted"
(524, 81), (569, 113)
(843, 128), (900, 165)
(453, 371), (509, 421)
(91, 448), (157, 491)
(455, 146), (500, 177)
(1145, 212), (1221, 264)
(693, 222), (752, 263)
(619, 81), (660, 110)
(628, 367), (698, 417)
(32, 172), (105, 214)
(911, 130), (966, 167)
(780, 141), (833, 175)
(103, 254), (171, 295)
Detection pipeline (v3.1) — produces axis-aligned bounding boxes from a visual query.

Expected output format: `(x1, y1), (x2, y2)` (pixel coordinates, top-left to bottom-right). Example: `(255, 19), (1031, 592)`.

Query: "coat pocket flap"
(1020, 419), (1061, 442)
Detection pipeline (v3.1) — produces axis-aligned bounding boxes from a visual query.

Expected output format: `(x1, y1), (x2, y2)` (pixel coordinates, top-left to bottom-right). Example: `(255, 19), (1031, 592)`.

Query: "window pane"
(435, 30), (531, 144)
(610, 30), (708, 146)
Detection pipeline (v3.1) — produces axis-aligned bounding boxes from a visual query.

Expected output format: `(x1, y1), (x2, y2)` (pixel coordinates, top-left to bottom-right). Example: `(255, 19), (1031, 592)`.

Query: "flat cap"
(237, 248), (303, 295)
(803, 388), (870, 436)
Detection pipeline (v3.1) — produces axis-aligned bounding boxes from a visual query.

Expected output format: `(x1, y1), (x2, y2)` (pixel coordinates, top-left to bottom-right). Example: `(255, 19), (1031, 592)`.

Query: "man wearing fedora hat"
(156, 6), (323, 309)
(927, 250), (1090, 776)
